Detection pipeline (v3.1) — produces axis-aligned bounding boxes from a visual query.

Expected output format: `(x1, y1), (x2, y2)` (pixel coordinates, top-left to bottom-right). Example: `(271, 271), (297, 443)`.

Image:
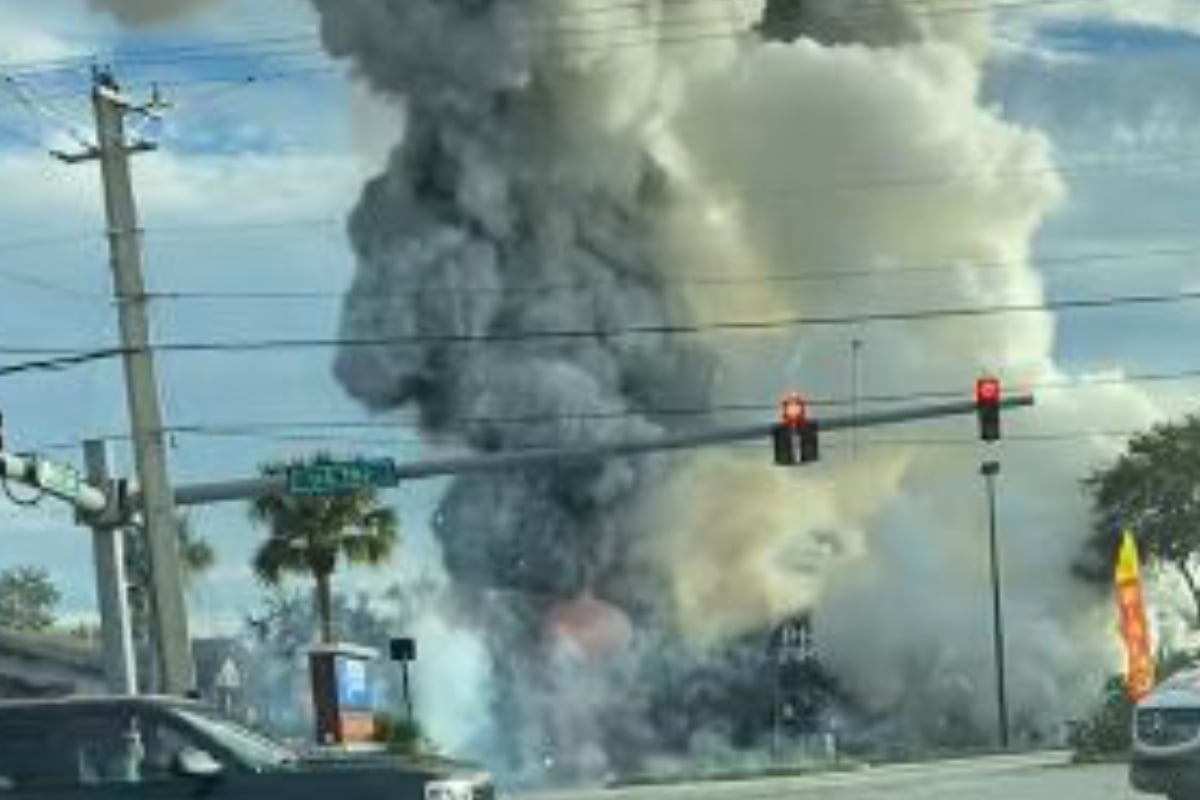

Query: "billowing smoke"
(87, 0), (218, 26)
(314, 0), (1162, 774)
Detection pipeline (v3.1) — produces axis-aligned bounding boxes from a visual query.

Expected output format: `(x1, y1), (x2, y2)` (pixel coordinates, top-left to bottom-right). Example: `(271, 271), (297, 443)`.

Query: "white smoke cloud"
(313, 0), (1169, 764)
(651, 13), (1167, 741)
(410, 602), (494, 754)
(638, 450), (908, 643)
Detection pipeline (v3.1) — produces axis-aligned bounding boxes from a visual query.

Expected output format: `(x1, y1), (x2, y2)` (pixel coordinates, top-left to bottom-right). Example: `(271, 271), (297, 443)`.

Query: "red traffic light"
(976, 377), (1002, 443)
(975, 376), (1001, 406)
(780, 392), (807, 427)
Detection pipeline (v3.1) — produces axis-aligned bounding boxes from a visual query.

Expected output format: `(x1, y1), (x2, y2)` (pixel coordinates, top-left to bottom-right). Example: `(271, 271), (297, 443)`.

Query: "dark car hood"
(295, 749), (485, 779)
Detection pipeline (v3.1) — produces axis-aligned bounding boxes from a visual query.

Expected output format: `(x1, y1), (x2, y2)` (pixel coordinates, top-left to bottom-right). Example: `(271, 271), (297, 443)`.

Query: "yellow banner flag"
(1115, 531), (1156, 701)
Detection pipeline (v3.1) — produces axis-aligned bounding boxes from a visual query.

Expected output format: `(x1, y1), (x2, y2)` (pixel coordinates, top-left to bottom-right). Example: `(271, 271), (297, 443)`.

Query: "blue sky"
(0, 0), (1199, 633)
(0, 0), (434, 629)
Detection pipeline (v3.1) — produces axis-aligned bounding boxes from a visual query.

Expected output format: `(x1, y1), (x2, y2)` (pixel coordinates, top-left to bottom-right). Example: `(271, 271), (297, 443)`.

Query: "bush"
(1070, 648), (1199, 761)
(1068, 676), (1133, 760)
(373, 713), (434, 756)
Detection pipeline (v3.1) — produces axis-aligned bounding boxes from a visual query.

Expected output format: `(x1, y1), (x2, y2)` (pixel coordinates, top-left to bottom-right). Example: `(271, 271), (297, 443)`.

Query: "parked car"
(1130, 669), (1200, 799)
(0, 695), (493, 800)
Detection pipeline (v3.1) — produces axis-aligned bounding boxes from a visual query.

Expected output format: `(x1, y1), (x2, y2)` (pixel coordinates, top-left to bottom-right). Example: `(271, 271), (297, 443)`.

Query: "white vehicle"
(1131, 669), (1200, 799)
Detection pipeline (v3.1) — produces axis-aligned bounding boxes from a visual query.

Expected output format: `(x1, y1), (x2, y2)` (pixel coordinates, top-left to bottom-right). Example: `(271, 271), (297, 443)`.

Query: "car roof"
(0, 695), (206, 717)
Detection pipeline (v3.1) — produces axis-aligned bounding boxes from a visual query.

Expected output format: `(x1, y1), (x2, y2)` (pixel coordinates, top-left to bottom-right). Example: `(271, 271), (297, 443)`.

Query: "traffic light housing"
(773, 393), (819, 465)
(976, 376), (1001, 442)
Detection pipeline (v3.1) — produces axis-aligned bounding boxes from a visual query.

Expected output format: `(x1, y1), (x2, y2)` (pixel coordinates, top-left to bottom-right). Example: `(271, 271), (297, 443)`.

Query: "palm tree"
(249, 456), (400, 643)
(126, 514), (216, 693)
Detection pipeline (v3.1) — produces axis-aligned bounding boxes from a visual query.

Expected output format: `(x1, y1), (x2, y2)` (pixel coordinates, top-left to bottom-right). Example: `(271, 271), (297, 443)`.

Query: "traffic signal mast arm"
(0, 451), (107, 514)
(164, 392), (1035, 508)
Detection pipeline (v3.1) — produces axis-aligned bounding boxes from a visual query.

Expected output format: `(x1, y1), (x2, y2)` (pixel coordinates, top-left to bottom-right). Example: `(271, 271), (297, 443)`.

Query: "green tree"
(248, 456), (400, 643)
(125, 513), (216, 589)
(125, 513), (217, 688)
(1080, 415), (1200, 625)
(0, 566), (61, 631)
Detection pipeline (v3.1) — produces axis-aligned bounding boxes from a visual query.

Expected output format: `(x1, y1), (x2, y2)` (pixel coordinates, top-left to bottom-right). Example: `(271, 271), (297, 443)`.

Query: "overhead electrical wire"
(121, 286), (1200, 350)
(3, 136), (1199, 256)
(0, 0), (1109, 79)
(18, 357), (1200, 454)
(0, 349), (124, 378)
(4, 286), (1200, 377)
(0, 267), (104, 301)
(139, 240), (1200, 302)
(0, 72), (93, 149)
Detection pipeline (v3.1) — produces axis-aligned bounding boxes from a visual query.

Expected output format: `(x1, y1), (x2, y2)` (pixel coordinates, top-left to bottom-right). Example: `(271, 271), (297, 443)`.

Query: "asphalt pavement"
(524, 753), (1141, 800)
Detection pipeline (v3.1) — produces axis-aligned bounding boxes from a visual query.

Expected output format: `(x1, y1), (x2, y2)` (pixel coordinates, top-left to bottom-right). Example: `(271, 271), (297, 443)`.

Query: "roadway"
(524, 753), (1141, 800)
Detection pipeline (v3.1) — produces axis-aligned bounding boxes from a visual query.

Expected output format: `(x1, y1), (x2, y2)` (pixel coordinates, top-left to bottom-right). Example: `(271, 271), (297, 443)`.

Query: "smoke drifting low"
(312, 0), (1162, 772)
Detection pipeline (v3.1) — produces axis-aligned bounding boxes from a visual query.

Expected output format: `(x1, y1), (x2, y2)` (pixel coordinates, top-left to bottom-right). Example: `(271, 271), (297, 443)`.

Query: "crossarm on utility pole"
(165, 394), (1034, 507)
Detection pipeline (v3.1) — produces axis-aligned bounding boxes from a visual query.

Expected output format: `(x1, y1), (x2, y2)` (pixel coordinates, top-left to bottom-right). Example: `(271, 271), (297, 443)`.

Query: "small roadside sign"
(214, 657), (241, 691)
(285, 458), (397, 497)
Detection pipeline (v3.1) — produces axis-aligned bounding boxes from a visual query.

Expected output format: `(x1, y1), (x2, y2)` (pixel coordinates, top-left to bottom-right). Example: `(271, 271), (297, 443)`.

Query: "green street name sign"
(285, 458), (398, 497)
(35, 459), (84, 501)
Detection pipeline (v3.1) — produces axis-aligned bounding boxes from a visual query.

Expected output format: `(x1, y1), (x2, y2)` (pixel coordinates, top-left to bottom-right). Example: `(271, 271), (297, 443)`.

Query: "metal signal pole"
(981, 459), (1010, 748)
(83, 439), (137, 695)
(55, 69), (194, 694)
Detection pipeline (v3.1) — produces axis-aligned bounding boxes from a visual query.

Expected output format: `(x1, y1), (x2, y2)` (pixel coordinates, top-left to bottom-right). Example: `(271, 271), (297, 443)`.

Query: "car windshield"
(173, 708), (295, 769)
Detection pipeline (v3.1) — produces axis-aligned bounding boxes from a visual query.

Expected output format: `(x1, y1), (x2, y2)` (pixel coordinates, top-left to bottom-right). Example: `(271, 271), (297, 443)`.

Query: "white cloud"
(133, 150), (369, 226)
(983, 33), (1200, 383)
(0, 5), (93, 65)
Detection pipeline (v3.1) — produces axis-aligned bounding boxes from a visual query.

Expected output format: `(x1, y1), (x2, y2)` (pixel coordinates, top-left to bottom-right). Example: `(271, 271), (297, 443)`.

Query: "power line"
(0, 72), (93, 149)
(0, 266), (104, 301)
(141, 240), (1200, 302)
(0, 0), (1107, 78)
(0, 231), (101, 252)
(18, 360), (1200, 454)
(153, 366), (1200, 426)
(0, 349), (123, 377)
(127, 286), (1200, 351)
(7, 278), (1200, 381)
(3, 129), (1199, 254)
(4, 285), (1200, 368)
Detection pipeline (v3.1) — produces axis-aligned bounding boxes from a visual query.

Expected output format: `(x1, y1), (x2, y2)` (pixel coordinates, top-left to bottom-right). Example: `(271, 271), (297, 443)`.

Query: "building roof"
(0, 628), (102, 674)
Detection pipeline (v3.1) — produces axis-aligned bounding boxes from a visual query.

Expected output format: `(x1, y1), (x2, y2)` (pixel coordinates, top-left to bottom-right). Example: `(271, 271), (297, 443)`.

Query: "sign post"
(389, 638), (417, 724)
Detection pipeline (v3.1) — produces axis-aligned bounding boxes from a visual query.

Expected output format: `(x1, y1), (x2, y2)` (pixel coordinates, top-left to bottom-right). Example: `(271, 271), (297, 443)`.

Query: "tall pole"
(402, 661), (414, 724)
(850, 338), (863, 458)
(982, 460), (1009, 748)
(86, 70), (193, 694)
(83, 440), (137, 695)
